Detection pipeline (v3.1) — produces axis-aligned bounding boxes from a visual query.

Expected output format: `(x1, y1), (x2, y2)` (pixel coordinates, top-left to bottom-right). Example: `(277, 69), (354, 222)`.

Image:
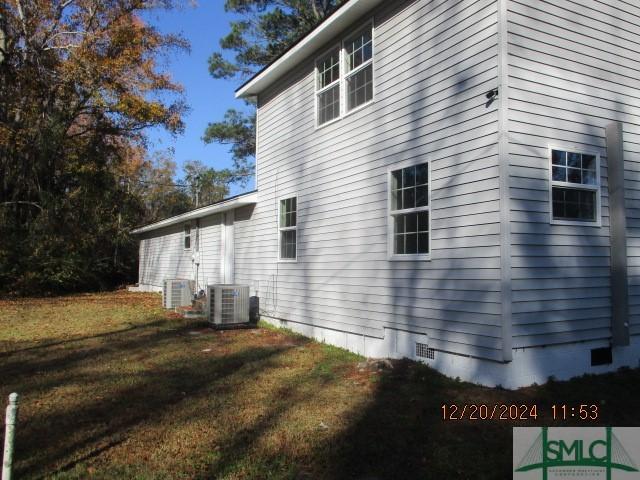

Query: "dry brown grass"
(0, 291), (639, 479)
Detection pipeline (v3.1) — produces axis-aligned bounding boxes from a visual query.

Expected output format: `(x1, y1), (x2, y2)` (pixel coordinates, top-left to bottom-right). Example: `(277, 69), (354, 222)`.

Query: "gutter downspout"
(497, 0), (513, 362)
(606, 122), (631, 346)
(194, 219), (201, 294)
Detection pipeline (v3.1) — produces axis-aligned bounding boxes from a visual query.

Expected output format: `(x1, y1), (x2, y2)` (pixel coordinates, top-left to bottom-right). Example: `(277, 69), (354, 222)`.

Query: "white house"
(132, 0), (640, 388)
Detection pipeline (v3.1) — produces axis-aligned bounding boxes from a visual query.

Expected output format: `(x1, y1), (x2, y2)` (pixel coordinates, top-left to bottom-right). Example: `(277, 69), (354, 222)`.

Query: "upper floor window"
(550, 148), (600, 225)
(316, 49), (341, 125)
(279, 196), (297, 261)
(315, 22), (374, 127)
(345, 28), (373, 111)
(184, 223), (191, 249)
(388, 161), (430, 259)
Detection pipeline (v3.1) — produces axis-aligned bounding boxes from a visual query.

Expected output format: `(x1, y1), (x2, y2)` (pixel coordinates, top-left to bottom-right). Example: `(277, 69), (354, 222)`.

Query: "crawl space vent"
(591, 346), (612, 366)
(416, 342), (435, 360)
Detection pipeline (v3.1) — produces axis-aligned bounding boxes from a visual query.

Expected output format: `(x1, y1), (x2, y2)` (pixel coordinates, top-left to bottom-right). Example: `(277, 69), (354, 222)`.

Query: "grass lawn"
(0, 291), (639, 479)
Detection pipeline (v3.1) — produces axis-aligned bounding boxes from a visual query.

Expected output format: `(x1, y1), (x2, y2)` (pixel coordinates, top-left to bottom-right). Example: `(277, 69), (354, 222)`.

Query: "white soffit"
(235, 0), (384, 98)
(131, 191), (258, 234)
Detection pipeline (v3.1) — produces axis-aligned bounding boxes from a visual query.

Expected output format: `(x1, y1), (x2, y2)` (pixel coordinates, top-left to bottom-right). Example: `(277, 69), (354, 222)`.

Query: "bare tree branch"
(0, 201), (44, 211)
(43, 43), (81, 51)
(14, 0), (29, 39)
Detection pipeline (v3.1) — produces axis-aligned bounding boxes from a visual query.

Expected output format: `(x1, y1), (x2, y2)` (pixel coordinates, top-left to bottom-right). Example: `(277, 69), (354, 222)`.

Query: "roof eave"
(131, 191), (258, 235)
(235, 0), (383, 99)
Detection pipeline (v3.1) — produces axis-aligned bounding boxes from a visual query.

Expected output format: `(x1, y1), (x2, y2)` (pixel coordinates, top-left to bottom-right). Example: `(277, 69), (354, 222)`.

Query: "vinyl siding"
(138, 224), (193, 287)
(199, 214), (223, 287)
(506, 0), (640, 347)
(234, 0), (503, 360)
(137, 215), (223, 288)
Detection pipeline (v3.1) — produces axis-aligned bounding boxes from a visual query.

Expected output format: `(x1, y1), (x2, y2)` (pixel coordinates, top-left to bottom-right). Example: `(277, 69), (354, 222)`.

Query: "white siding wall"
(138, 224), (193, 287)
(138, 215), (223, 289)
(234, 0), (504, 360)
(199, 214), (223, 287)
(506, 0), (640, 347)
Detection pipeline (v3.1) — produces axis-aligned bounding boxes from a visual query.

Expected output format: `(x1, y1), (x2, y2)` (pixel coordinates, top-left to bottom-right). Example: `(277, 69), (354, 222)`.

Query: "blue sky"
(144, 2), (255, 196)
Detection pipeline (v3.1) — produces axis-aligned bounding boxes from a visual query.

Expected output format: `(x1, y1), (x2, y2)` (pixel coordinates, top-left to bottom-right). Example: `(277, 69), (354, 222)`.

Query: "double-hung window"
(344, 27), (373, 112)
(550, 148), (600, 224)
(315, 23), (374, 127)
(279, 197), (297, 260)
(184, 223), (191, 249)
(316, 49), (341, 125)
(388, 161), (430, 259)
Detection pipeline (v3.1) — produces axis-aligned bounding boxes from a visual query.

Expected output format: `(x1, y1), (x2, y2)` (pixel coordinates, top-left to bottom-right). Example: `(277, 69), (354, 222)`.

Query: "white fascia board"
(131, 192), (258, 235)
(235, 0), (384, 99)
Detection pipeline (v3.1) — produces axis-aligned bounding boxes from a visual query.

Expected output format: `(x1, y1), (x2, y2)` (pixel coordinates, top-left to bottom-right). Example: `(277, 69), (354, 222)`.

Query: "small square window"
(550, 149), (599, 224)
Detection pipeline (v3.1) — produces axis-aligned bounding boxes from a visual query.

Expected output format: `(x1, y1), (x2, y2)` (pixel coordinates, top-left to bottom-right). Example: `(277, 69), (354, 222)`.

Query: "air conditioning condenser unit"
(163, 279), (194, 309)
(207, 284), (250, 327)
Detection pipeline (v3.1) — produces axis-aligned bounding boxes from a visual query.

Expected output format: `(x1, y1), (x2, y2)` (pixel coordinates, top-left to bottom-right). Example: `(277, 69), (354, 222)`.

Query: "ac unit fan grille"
(207, 284), (250, 326)
(171, 286), (184, 307)
(220, 289), (236, 323)
(163, 279), (193, 309)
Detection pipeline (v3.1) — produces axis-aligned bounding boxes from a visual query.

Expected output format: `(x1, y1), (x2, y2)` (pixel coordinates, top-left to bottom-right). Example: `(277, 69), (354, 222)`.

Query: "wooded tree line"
(204, 0), (345, 167)
(0, 0), (342, 295)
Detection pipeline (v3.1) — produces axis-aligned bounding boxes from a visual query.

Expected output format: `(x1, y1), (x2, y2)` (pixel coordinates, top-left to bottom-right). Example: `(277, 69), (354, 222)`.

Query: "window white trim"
(548, 145), (602, 227)
(343, 22), (375, 114)
(314, 19), (375, 129)
(315, 44), (341, 92)
(387, 159), (431, 261)
(278, 194), (298, 263)
(183, 222), (192, 250)
(314, 43), (342, 128)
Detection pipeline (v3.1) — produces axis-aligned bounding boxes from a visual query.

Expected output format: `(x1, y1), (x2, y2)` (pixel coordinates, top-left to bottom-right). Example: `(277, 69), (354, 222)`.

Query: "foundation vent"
(591, 346), (612, 366)
(416, 342), (435, 360)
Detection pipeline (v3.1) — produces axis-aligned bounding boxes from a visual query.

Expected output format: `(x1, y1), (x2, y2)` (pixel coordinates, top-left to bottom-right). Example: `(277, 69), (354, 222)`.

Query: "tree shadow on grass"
(0, 318), (172, 358)
(0, 320), (308, 479)
(314, 360), (640, 480)
(4, 309), (640, 480)
(314, 360), (509, 480)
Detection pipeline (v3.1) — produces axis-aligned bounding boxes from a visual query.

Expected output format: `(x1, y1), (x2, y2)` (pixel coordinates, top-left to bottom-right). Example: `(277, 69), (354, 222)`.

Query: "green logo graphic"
(515, 427), (639, 480)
